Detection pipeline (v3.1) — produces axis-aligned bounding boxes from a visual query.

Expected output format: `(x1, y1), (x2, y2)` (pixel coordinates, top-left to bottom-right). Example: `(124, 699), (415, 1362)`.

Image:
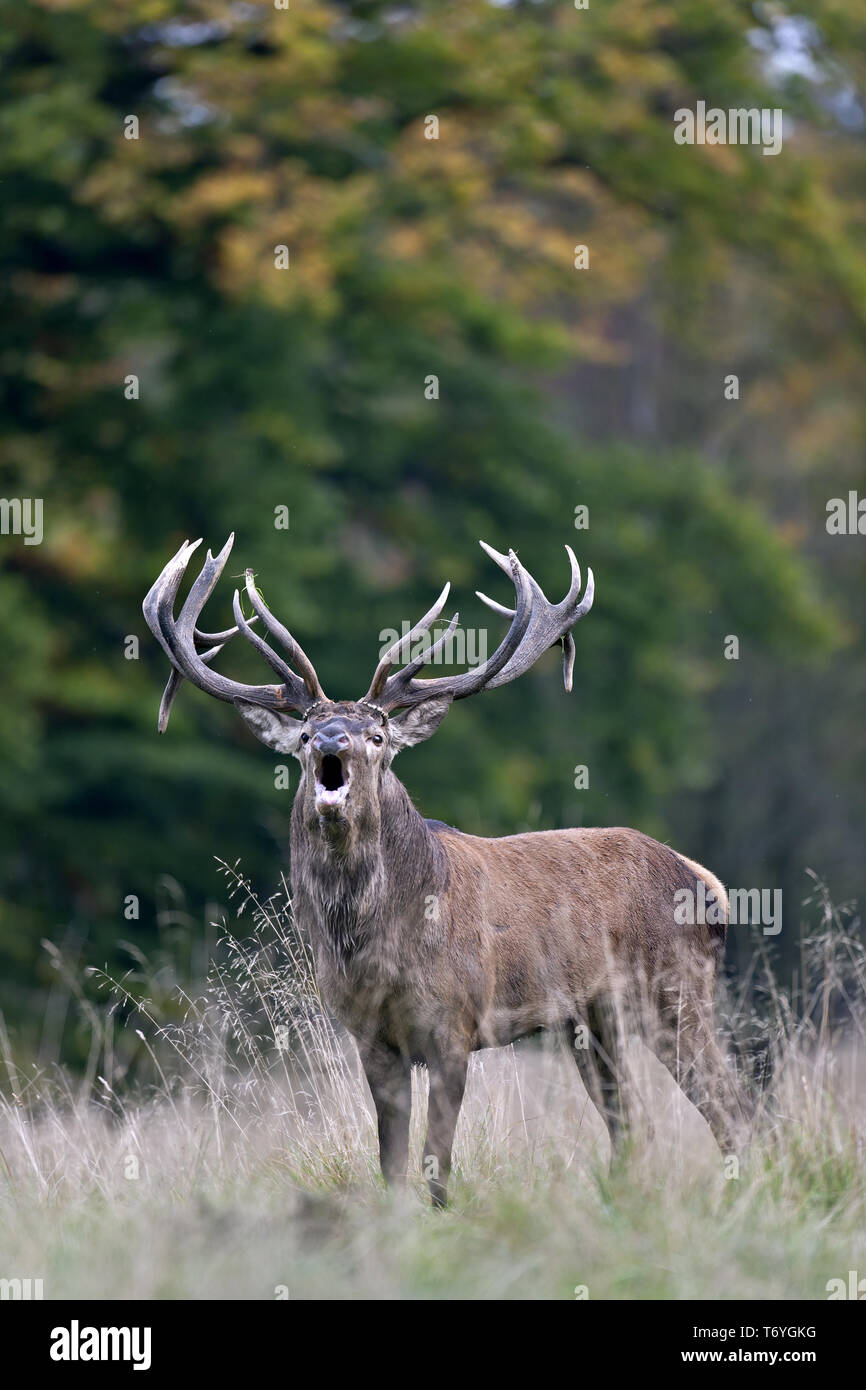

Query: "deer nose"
(312, 731), (350, 756)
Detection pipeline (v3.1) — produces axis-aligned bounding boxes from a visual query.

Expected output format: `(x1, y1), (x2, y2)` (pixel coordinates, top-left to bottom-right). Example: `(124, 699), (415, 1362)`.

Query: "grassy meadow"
(1, 869), (863, 1301)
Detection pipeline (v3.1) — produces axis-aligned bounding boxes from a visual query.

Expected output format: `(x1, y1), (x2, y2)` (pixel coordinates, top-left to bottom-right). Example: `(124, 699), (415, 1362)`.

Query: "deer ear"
(389, 694), (453, 752)
(235, 700), (305, 754)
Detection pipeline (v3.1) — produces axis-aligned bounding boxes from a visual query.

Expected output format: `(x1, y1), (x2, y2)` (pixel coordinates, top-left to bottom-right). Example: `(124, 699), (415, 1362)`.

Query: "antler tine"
(142, 537), (198, 664)
(152, 612), (262, 735)
(173, 535), (239, 648)
(476, 543), (594, 692)
(157, 668), (184, 735)
(143, 535), (323, 731)
(379, 611), (462, 690)
(156, 632), (249, 734)
(474, 591), (513, 618)
(442, 548), (534, 699)
(194, 616), (259, 646)
(365, 583), (451, 702)
(242, 570), (324, 701)
(231, 587), (302, 690)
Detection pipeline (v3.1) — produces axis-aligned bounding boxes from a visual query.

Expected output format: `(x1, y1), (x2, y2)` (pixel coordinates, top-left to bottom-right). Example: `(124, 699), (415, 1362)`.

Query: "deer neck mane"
(289, 769), (444, 962)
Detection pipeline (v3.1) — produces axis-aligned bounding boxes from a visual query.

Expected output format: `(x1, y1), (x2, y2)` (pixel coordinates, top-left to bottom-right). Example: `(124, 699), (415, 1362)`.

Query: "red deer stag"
(144, 535), (748, 1206)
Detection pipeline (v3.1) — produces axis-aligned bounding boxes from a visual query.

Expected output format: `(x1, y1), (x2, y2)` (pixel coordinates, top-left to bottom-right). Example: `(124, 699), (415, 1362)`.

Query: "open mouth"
(314, 754), (350, 811)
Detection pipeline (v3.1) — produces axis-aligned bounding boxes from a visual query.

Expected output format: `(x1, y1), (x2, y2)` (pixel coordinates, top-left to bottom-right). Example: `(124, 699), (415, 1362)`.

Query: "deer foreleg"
(423, 1050), (469, 1208)
(359, 1041), (412, 1189)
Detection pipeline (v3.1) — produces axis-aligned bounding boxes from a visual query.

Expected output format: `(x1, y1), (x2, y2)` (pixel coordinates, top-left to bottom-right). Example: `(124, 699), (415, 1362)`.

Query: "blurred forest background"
(0, 0), (864, 1068)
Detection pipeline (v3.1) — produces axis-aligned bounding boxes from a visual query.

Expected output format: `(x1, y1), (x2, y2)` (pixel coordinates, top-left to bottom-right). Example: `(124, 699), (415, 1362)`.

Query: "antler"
(475, 541), (594, 692)
(142, 535), (325, 731)
(361, 542), (593, 713)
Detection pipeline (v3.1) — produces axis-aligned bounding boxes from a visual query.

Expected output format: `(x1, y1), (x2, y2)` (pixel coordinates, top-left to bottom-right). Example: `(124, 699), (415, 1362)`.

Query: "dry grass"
(0, 867), (864, 1300)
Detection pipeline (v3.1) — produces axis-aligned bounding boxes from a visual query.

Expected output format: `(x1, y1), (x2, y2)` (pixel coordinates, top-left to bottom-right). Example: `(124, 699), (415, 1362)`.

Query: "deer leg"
(651, 991), (752, 1159)
(358, 1041), (412, 1189)
(566, 1003), (627, 1159)
(423, 1050), (469, 1209)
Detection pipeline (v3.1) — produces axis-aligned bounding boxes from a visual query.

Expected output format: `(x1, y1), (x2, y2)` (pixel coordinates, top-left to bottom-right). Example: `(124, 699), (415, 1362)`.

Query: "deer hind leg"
(423, 1048), (469, 1209)
(358, 1040), (412, 1190)
(650, 982), (752, 1159)
(566, 1001), (628, 1159)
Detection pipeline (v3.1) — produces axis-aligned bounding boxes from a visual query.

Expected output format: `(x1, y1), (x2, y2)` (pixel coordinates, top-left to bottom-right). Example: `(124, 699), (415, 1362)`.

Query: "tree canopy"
(1, 0), (864, 1062)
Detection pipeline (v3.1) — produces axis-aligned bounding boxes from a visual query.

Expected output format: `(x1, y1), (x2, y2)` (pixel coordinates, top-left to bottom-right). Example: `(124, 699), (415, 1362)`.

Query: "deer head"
(143, 535), (594, 837)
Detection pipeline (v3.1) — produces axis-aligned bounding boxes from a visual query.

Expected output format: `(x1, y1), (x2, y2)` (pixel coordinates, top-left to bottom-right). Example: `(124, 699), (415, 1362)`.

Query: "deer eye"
(371, 733), (384, 746)
(300, 732), (310, 744)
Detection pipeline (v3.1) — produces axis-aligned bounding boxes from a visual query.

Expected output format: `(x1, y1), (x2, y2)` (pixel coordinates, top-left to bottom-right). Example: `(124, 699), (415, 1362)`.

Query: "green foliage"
(0, 0), (863, 1060)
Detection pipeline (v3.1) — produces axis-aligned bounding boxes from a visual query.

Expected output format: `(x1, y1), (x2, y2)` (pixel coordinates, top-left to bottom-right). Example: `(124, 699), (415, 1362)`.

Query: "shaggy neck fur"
(290, 768), (446, 965)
